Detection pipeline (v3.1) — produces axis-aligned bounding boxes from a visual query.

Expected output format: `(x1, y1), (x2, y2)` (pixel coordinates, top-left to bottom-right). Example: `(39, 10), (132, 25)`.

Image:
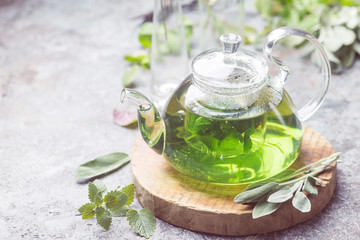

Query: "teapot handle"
(263, 27), (331, 121)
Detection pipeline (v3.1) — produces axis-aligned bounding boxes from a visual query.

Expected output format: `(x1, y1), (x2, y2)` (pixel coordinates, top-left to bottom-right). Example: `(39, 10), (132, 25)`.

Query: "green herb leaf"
(267, 187), (294, 203)
(122, 65), (140, 87)
(75, 152), (130, 180)
(302, 176), (318, 196)
(234, 182), (279, 203)
(82, 204), (96, 220)
(252, 196), (282, 219)
(95, 206), (106, 218)
(120, 184), (135, 206)
(138, 22), (153, 49)
(78, 203), (93, 214)
(104, 191), (120, 209)
(243, 123), (255, 153)
(88, 182), (99, 203)
(94, 191), (103, 206)
(111, 206), (128, 217)
(93, 179), (107, 193)
(311, 176), (323, 185)
(110, 192), (129, 217)
(124, 53), (150, 69)
(292, 192), (311, 212)
(354, 42), (360, 55)
(335, 25), (356, 46)
(126, 208), (156, 238)
(96, 210), (112, 230)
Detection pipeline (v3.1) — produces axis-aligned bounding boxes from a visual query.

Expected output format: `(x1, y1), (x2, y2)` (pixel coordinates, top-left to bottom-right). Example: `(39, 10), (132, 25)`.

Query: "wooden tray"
(130, 126), (336, 236)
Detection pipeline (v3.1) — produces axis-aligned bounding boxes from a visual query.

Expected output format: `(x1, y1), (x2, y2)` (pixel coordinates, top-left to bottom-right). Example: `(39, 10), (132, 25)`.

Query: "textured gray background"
(1, 0), (359, 239)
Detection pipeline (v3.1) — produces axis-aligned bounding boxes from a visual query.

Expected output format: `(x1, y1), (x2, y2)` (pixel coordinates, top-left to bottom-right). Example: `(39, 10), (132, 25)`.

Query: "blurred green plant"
(122, 19), (193, 87)
(255, 0), (360, 73)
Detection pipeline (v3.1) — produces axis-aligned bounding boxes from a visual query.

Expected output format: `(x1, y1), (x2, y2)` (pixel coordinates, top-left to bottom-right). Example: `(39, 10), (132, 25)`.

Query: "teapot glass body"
(121, 27), (331, 184)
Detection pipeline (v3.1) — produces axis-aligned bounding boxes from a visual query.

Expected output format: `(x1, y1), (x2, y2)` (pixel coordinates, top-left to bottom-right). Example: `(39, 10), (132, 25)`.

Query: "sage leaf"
(234, 182), (279, 203)
(311, 176), (322, 185)
(96, 210), (112, 230)
(75, 152), (130, 180)
(252, 196), (282, 219)
(122, 65), (139, 87)
(126, 208), (156, 238)
(267, 187), (294, 203)
(292, 192), (311, 213)
(303, 176), (318, 196)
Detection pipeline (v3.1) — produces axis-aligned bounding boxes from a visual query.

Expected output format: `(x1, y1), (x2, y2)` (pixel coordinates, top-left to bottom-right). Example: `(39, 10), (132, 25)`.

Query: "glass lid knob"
(220, 33), (242, 54)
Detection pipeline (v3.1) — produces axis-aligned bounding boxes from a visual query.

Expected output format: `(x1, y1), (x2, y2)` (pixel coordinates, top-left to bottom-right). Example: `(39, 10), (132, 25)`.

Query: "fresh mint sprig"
(78, 180), (156, 238)
(234, 152), (341, 219)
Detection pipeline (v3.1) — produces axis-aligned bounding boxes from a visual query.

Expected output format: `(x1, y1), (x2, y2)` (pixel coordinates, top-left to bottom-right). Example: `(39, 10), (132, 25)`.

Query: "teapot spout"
(120, 88), (165, 154)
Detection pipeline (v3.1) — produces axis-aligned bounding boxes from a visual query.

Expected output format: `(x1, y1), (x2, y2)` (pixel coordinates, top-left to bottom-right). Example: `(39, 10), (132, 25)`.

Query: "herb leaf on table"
(78, 180), (156, 238)
(234, 153), (341, 218)
(75, 152), (130, 180)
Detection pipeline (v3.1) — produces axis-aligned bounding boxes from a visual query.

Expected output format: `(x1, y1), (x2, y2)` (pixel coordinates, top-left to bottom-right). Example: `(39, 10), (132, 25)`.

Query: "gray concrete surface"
(1, 0), (359, 239)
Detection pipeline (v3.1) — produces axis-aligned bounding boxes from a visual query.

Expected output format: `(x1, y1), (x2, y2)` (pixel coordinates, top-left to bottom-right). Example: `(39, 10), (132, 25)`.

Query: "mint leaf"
(138, 22), (152, 49)
(94, 191), (103, 206)
(126, 208), (156, 238)
(121, 184), (135, 206)
(95, 206), (106, 218)
(88, 182), (99, 203)
(111, 206), (128, 217)
(110, 192), (128, 217)
(78, 203), (92, 214)
(104, 191), (120, 209)
(96, 210), (112, 230)
(243, 123), (255, 153)
(82, 204), (96, 220)
(93, 179), (107, 193)
(124, 54), (150, 69)
(115, 191), (129, 208)
(75, 152), (130, 180)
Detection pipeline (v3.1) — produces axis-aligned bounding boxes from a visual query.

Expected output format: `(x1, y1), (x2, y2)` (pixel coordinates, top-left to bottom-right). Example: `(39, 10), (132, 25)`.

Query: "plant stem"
(278, 153), (340, 187)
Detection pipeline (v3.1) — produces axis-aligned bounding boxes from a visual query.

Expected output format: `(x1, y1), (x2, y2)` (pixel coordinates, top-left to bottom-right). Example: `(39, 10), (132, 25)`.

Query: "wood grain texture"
(131, 126), (336, 236)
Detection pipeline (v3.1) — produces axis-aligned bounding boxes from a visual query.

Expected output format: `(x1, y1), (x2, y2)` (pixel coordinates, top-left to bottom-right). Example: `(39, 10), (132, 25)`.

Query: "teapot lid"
(192, 33), (268, 95)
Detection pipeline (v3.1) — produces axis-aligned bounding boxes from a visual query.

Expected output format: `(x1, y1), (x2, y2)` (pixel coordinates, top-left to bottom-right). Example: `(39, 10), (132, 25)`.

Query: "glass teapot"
(121, 27), (331, 184)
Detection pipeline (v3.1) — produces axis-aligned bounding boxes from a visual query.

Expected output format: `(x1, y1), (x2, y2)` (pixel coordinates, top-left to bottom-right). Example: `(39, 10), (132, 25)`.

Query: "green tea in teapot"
(157, 79), (302, 184)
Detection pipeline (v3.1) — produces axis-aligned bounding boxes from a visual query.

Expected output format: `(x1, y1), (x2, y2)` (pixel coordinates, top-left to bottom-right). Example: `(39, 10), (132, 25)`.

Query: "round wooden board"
(131, 126), (336, 236)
